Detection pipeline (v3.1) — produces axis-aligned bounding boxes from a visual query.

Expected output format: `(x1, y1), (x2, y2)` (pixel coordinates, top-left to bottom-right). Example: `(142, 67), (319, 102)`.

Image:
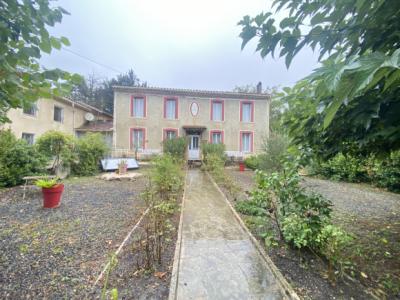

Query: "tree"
(71, 69), (146, 114)
(0, 0), (81, 123)
(239, 0), (400, 154)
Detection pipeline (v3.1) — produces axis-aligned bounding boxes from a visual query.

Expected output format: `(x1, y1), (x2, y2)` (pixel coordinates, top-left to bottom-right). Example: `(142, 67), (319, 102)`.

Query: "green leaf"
(60, 36), (70, 46)
(39, 39), (52, 53)
(50, 37), (61, 50)
(323, 98), (343, 129)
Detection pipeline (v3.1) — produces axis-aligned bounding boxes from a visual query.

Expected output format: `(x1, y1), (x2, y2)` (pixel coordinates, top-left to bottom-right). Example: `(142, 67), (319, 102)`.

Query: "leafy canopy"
(239, 0), (400, 153)
(0, 0), (82, 123)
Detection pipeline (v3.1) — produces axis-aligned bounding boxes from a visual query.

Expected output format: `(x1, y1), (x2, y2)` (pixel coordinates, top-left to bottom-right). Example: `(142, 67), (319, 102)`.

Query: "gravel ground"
(224, 168), (400, 299)
(0, 174), (148, 299)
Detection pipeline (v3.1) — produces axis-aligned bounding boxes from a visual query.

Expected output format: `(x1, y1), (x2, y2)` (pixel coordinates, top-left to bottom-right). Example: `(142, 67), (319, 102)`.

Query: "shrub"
(0, 138), (46, 187)
(71, 133), (109, 176)
(162, 137), (186, 162)
(319, 153), (366, 182)
(257, 134), (289, 172)
(235, 200), (266, 216)
(244, 155), (259, 170)
(372, 150), (400, 192)
(282, 214), (318, 248)
(36, 130), (75, 172)
(150, 154), (183, 200)
(202, 143), (226, 162)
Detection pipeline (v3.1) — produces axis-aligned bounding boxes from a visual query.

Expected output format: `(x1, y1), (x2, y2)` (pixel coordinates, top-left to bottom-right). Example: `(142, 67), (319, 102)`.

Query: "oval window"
(190, 102), (199, 116)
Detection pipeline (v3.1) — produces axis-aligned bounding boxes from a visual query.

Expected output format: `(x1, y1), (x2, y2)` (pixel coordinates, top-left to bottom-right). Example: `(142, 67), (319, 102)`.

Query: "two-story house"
(113, 86), (270, 160)
(1, 96), (113, 146)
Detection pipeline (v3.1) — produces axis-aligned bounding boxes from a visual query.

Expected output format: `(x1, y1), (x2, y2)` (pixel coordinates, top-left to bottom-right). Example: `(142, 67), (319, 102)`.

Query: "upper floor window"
(164, 97), (178, 119)
(210, 130), (223, 144)
(240, 131), (253, 153)
(164, 128), (178, 140)
(131, 96), (146, 118)
(131, 128), (145, 150)
(240, 101), (254, 122)
(54, 106), (64, 123)
(23, 103), (38, 116)
(211, 100), (224, 121)
(21, 133), (34, 145)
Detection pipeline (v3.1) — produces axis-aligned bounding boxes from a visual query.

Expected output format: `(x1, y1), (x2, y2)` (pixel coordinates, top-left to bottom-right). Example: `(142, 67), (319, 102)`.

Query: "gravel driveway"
(0, 175), (148, 299)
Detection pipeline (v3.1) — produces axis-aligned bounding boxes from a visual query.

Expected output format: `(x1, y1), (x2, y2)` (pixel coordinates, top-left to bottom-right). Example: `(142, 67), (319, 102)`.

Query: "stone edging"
(168, 171), (188, 300)
(206, 171), (301, 300)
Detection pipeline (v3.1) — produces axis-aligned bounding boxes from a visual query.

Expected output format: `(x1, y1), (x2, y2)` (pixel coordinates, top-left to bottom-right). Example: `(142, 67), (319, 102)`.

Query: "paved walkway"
(170, 170), (288, 300)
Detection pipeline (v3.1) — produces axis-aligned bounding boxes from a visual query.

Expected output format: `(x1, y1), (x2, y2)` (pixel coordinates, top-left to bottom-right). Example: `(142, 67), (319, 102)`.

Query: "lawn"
(0, 174), (149, 299)
(224, 168), (400, 299)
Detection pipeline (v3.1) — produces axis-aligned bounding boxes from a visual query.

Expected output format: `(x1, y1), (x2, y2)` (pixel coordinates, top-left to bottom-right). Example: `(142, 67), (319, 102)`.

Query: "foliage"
(71, 133), (109, 176)
(202, 143), (226, 162)
(282, 214), (318, 248)
(316, 225), (352, 278)
(36, 130), (75, 173)
(316, 150), (400, 192)
(239, 0), (400, 154)
(35, 178), (59, 188)
(235, 199), (266, 217)
(0, 0), (82, 123)
(150, 155), (184, 200)
(71, 69), (146, 114)
(244, 155), (259, 170)
(259, 134), (289, 172)
(0, 132), (46, 187)
(162, 137), (186, 162)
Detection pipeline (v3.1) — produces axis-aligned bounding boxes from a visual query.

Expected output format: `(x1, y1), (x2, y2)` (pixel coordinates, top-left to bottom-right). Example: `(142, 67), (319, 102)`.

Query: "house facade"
(113, 86), (270, 159)
(1, 96), (112, 145)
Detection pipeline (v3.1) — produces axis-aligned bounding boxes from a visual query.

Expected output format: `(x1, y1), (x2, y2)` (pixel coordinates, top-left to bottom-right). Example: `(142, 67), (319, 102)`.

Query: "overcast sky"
(41, 0), (320, 91)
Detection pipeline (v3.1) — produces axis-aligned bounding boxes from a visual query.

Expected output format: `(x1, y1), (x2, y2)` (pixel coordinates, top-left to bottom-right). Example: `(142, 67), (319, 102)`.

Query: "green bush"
(235, 199), (266, 216)
(36, 130), (75, 172)
(202, 143), (226, 162)
(0, 131), (46, 187)
(162, 137), (186, 162)
(150, 154), (184, 200)
(71, 133), (109, 176)
(282, 213), (318, 248)
(319, 153), (366, 182)
(244, 155), (259, 170)
(372, 150), (400, 192)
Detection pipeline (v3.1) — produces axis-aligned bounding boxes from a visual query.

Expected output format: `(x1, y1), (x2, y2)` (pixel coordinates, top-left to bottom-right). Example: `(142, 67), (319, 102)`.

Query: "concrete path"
(170, 170), (289, 300)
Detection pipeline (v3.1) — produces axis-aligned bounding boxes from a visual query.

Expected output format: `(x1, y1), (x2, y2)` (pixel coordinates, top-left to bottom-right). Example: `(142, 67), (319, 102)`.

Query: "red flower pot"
(42, 184), (64, 208)
(239, 162), (245, 172)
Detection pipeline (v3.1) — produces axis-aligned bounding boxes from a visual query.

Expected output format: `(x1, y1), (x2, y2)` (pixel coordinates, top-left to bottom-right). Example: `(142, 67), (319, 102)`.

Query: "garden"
(201, 138), (400, 299)
(0, 130), (186, 299)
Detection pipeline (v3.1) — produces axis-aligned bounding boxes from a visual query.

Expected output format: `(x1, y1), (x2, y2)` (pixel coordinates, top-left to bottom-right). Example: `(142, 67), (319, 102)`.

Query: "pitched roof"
(53, 96), (113, 118)
(75, 120), (113, 132)
(112, 86), (270, 100)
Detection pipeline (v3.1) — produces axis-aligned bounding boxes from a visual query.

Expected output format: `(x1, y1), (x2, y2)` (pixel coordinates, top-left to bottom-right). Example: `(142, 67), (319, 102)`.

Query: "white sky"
(41, 0), (320, 90)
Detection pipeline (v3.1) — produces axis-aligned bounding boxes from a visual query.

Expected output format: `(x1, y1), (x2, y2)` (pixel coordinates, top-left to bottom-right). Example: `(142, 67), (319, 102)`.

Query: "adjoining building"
(112, 85), (270, 160)
(1, 97), (113, 145)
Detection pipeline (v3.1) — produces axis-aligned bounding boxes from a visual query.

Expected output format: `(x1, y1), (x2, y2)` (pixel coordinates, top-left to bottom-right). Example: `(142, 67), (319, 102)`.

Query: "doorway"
(188, 135), (200, 160)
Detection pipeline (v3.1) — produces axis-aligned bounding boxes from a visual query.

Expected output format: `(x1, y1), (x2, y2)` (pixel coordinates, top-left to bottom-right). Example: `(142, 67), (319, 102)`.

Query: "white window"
(21, 133), (34, 145)
(165, 98), (177, 119)
(23, 103), (38, 116)
(241, 102), (253, 122)
(132, 128), (145, 150)
(211, 131), (223, 144)
(54, 106), (64, 123)
(211, 101), (223, 121)
(165, 130), (177, 140)
(241, 132), (253, 152)
(132, 97), (145, 117)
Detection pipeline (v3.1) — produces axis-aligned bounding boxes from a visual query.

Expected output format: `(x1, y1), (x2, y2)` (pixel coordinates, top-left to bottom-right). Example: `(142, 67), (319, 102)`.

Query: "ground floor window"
(163, 128), (178, 140)
(240, 131), (253, 153)
(210, 130), (223, 144)
(131, 128), (145, 150)
(21, 133), (34, 145)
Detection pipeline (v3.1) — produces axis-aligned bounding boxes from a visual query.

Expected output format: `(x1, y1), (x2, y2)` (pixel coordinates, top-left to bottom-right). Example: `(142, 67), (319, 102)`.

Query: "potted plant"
(117, 159), (128, 174)
(35, 178), (64, 208)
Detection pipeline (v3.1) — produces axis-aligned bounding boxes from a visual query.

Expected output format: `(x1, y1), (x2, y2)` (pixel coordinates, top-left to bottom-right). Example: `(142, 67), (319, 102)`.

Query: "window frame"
(240, 100), (255, 123)
(130, 127), (146, 150)
(21, 133), (35, 145)
(23, 103), (38, 117)
(240, 131), (254, 153)
(163, 96), (179, 120)
(209, 130), (224, 144)
(53, 105), (64, 123)
(210, 99), (224, 122)
(163, 128), (179, 140)
(130, 95), (147, 118)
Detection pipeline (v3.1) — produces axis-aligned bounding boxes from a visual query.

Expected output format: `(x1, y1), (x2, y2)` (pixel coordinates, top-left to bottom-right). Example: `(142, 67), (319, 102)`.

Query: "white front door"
(188, 135), (200, 160)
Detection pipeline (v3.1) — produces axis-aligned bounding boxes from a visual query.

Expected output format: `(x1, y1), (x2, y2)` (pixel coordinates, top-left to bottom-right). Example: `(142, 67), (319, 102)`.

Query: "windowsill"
(211, 120), (225, 123)
(164, 118), (178, 121)
(23, 113), (37, 118)
(240, 121), (255, 124)
(131, 116), (147, 119)
(54, 120), (63, 123)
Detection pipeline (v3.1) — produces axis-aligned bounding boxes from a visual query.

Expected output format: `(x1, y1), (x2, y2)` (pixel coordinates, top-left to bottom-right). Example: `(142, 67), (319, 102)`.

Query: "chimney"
(256, 82), (262, 93)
